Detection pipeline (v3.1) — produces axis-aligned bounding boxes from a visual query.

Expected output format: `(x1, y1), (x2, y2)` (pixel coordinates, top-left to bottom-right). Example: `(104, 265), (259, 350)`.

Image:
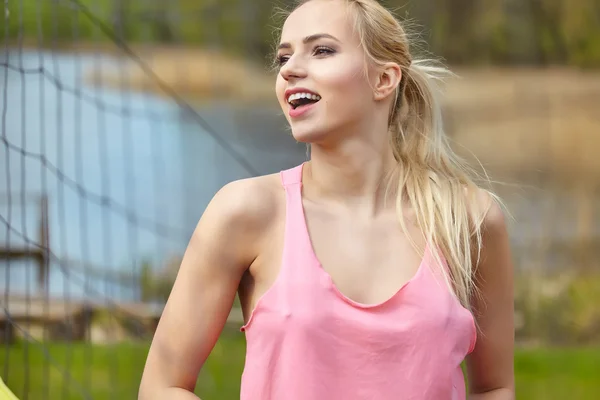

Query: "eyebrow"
(278, 33), (341, 50)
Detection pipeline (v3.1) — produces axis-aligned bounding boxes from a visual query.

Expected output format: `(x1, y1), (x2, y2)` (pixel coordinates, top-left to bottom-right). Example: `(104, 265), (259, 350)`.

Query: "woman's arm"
(466, 193), (515, 399)
(138, 178), (275, 399)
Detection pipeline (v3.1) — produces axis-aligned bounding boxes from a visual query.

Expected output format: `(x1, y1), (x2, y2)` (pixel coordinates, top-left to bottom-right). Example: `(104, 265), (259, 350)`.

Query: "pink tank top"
(239, 164), (477, 400)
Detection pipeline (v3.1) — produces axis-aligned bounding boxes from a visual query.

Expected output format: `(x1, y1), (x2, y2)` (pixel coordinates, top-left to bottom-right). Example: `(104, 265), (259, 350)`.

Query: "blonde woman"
(139, 0), (515, 399)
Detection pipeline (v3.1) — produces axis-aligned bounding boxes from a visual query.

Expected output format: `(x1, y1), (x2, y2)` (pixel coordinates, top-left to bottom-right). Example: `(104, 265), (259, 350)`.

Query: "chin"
(289, 123), (330, 144)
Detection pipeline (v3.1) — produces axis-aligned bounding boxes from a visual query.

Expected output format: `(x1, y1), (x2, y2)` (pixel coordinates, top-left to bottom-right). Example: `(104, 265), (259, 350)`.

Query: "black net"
(1, 1), (599, 400)
(0, 0), (307, 399)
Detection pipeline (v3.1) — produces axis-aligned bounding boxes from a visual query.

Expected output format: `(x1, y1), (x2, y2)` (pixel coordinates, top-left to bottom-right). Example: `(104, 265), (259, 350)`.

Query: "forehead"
(280, 0), (357, 43)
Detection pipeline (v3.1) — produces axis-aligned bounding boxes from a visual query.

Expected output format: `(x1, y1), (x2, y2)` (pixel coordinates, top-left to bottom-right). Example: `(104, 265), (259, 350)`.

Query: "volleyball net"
(0, 0), (272, 399)
(1, 1), (599, 400)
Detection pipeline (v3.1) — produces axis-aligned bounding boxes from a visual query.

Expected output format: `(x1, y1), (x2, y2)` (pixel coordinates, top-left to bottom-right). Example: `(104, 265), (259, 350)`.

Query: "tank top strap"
(280, 163), (304, 188)
(278, 163), (317, 276)
(280, 163), (306, 233)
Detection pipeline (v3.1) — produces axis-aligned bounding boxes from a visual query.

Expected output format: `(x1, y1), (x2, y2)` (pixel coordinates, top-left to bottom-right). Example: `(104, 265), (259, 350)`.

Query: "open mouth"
(287, 92), (321, 110)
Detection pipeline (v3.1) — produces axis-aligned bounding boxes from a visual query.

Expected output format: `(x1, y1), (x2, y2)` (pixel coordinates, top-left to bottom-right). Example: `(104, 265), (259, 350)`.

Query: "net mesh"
(0, 0), (291, 398)
(1, 1), (600, 399)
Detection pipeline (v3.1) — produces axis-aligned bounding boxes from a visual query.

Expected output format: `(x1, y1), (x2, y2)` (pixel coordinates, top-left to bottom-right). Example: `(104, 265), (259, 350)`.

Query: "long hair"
(281, 0), (500, 310)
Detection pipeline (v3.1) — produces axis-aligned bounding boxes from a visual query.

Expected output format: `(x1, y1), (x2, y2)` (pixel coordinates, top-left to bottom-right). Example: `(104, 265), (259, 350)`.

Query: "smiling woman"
(138, 1), (515, 400)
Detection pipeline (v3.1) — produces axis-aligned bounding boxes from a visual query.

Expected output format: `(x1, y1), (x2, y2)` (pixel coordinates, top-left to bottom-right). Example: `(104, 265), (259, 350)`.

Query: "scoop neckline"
(296, 162), (428, 309)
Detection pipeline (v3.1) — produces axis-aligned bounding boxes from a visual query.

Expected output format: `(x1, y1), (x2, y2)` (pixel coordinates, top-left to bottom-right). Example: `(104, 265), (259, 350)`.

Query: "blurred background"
(0, 0), (599, 399)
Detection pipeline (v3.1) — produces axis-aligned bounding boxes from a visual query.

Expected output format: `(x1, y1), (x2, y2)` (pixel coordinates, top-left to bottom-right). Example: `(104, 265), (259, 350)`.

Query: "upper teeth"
(288, 92), (321, 103)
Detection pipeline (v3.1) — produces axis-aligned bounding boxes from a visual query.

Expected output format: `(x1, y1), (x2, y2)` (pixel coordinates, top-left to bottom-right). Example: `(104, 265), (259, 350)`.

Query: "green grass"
(0, 330), (246, 400)
(514, 347), (600, 399)
(1, 333), (599, 399)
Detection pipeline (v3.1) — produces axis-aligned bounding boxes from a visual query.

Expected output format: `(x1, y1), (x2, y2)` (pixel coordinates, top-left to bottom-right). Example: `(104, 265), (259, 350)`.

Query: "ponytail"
(284, 0), (499, 310)
(390, 59), (486, 310)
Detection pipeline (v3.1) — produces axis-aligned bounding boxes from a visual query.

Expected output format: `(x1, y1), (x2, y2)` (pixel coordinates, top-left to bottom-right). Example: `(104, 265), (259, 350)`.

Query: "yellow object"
(0, 376), (19, 400)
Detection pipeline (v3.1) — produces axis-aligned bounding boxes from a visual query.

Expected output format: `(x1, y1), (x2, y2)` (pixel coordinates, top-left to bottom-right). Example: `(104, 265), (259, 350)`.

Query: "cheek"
(317, 63), (371, 110)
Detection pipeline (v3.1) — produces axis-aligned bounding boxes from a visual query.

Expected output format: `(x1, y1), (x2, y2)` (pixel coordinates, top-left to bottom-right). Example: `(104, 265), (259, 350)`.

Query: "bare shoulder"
(464, 189), (515, 395)
(197, 173), (284, 265)
(463, 185), (512, 279)
(138, 174), (285, 397)
(207, 173), (283, 226)
(464, 185), (508, 234)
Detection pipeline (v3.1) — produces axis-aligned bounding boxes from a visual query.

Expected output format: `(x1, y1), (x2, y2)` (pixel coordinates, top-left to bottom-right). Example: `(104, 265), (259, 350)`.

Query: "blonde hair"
(281, 0), (499, 310)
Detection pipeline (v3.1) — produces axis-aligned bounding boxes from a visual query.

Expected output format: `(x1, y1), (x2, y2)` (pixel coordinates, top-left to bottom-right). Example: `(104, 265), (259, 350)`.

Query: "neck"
(304, 136), (398, 215)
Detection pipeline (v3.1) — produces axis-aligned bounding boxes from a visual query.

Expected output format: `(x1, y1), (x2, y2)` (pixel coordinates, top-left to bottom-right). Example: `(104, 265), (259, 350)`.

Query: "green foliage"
(138, 260), (174, 303)
(5, 0), (600, 67)
(515, 272), (600, 345)
(6, 0), (100, 42)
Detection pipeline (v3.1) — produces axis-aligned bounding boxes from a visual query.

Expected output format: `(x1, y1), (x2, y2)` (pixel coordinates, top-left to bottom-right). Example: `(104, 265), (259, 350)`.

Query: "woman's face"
(275, 0), (377, 144)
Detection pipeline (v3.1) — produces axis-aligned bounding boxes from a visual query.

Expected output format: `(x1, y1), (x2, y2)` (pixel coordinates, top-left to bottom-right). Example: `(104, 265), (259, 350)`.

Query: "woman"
(139, 0), (515, 399)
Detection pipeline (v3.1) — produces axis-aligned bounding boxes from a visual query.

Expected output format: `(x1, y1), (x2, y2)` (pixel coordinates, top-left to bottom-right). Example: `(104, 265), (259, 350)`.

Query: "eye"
(276, 46), (335, 67)
(313, 46), (335, 56)
(276, 54), (290, 66)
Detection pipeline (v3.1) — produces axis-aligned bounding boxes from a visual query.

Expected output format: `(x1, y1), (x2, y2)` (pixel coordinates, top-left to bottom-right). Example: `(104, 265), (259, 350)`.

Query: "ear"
(373, 62), (402, 101)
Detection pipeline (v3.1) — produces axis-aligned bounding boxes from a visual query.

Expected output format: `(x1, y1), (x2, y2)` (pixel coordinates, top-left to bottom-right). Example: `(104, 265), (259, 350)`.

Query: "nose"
(279, 55), (307, 82)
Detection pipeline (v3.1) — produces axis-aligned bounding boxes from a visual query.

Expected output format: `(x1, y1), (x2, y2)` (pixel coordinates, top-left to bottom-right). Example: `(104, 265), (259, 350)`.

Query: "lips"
(284, 88), (321, 118)
(288, 100), (318, 118)
(285, 87), (321, 103)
